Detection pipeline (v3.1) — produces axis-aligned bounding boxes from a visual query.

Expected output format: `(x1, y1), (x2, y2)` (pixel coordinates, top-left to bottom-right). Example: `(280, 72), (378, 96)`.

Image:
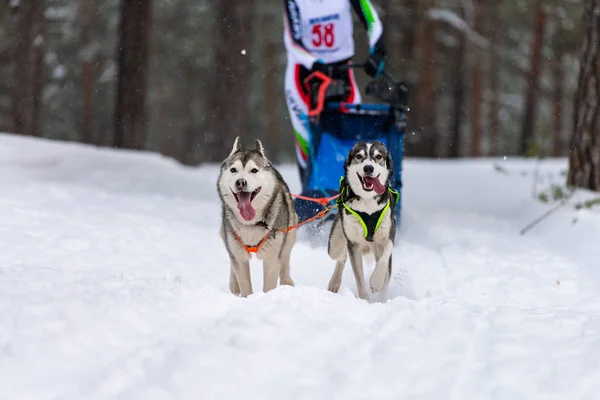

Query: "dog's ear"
(254, 139), (266, 158)
(345, 148), (354, 167)
(229, 136), (243, 157)
(386, 152), (394, 185)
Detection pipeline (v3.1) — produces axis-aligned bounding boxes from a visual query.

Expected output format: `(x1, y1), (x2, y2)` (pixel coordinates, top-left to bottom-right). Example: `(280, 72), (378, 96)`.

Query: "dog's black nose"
(363, 165), (374, 175)
(235, 178), (247, 190)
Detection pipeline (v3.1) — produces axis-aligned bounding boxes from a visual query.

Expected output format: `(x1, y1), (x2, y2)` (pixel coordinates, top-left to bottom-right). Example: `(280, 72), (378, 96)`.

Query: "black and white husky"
(217, 137), (297, 297)
(327, 141), (398, 301)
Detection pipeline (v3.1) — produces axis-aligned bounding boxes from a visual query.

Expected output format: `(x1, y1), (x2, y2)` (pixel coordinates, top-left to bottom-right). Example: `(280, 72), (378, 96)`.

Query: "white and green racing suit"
(282, 0), (384, 179)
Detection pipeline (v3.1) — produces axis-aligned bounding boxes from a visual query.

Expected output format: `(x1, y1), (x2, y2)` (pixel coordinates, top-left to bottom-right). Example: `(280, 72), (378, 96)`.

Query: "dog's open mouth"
(357, 173), (386, 195)
(232, 187), (261, 221)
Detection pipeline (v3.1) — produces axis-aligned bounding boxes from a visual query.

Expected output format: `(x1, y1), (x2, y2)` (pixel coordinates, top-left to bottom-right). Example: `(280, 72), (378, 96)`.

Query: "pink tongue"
(363, 176), (386, 195)
(237, 191), (256, 221)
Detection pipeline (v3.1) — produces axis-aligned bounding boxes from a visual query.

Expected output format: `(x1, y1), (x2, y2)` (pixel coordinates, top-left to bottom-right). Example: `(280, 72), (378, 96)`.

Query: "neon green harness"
(337, 177), (399, 242)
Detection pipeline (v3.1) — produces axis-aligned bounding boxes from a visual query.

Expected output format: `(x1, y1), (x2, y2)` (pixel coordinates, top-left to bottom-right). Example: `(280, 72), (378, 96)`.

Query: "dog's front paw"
(328, 279), (341, 293)
(280, 277), (295, 287)
(229, 278), (241, 295)
(357, 286), (370, 300)
(369, 267), (387, 293)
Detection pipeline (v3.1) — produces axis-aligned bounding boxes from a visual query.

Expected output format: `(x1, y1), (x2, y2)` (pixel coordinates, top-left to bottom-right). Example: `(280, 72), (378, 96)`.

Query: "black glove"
(364, 40), (386, 78)
(311, 60), (333, 76)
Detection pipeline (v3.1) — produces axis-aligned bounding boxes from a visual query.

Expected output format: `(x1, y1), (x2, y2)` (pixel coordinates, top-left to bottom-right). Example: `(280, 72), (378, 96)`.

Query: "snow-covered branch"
(426, 8), (490, 49)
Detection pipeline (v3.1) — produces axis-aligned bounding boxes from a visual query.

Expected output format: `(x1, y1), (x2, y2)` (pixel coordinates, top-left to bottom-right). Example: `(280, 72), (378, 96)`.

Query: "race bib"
(291, 0), (356, 63)
(309, 17), (338, 49)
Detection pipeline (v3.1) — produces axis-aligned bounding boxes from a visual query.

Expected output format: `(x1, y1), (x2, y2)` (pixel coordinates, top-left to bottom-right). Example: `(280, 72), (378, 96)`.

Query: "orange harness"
(232, 194), (339, 254)
(232, 230), (271, 254)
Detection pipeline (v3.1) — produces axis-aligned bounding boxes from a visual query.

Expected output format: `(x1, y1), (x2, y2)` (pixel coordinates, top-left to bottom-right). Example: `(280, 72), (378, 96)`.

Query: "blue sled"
(294, 102), (406, 228)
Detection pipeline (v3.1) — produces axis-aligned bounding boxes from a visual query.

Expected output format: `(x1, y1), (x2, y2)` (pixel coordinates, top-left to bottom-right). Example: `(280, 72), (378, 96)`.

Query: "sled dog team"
(217, 137), (398, 301)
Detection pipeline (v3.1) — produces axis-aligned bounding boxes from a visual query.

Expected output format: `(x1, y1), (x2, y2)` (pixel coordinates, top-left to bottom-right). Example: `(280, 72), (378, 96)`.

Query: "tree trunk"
(384, 0), (419, 152)
(181, 58), (196, 165)
(552, 49), (565, 158)
(113, 0), (152, 149)
(82, 61), (95, 143)
(551, 10), (565, 158)
(12, 0), (46, 137)
(263, 12), (279, 163)
(469, 0), (484, 157)
(204, 0), (255, 162)
(0, 4), (15, 132)
(567, 0), (600, 191)
(520, 3), (547, 155)
(399, 0), (419, 80)
(382, 0), (413, 78)
(79, 0), (96, 145)
(448, 6), (467, 158)
(449, 6), (466, 158)
(411, 0), (437, 157)
(488, 0), (501, 156)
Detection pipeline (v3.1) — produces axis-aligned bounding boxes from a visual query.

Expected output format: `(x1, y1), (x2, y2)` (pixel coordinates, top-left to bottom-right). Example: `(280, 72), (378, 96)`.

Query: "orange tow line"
(233, 193), (340, 254)
(291, 193), (340, 205)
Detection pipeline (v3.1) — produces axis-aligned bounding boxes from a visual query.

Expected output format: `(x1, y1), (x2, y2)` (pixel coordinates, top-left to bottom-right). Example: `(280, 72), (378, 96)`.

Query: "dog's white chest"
(341, 203), (393, 244)
(343, 214), (369, 243)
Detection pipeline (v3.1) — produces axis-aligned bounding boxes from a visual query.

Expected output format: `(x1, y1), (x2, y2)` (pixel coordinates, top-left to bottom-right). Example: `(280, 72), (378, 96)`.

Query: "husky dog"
(217, 137), (297, 297)
(327, 141), (398, 301)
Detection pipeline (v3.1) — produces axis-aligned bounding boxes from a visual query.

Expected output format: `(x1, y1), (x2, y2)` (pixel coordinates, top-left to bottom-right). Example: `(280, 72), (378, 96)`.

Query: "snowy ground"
(1, 133), (600, 400)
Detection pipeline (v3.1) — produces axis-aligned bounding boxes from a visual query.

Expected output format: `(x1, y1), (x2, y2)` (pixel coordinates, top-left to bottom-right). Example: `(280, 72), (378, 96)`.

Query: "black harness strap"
(337, 177), (399, 242)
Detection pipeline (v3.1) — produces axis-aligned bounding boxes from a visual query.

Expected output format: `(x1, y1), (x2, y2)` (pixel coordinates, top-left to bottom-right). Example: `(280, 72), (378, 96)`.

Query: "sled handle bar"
(303, 62), (406, 116)
(336, 62), (398, 84)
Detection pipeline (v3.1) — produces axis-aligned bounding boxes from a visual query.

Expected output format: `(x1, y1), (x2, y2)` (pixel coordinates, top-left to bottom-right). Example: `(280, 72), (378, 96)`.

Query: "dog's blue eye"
(230, 168), (237, 173)
(251, 168), (259, 173)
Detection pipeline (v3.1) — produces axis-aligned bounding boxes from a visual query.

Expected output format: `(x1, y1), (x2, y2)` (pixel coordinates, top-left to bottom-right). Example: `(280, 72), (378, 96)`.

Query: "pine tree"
(204, 0), (256, 162)
(520, 2), (547, 155)
(12, 0), (46, 137)
(567, 0), (600, 191)
(114, 0), (152, 149)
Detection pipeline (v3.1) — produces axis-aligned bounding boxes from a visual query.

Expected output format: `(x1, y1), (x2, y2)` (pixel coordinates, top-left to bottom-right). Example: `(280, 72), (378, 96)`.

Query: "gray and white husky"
(327, 141), (398, 301)
(217, 137), (297, 297)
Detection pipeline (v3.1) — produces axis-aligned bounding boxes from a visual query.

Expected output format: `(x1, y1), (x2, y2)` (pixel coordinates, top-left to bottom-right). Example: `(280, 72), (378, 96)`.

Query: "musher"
(282, 0), (387, 182)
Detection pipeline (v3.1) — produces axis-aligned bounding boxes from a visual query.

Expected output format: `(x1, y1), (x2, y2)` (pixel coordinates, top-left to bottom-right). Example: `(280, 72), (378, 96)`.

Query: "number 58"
(312, 23), (335, 48)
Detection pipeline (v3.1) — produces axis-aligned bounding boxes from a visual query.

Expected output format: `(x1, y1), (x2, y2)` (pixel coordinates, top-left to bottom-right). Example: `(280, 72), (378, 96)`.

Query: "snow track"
(1, 134), (600, 399)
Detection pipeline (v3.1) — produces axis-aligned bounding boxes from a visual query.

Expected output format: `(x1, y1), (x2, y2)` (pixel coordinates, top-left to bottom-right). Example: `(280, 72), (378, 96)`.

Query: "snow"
(52, 65), (67, 80)
(1, 133), (600, 399)
(33, 35), (45, 47)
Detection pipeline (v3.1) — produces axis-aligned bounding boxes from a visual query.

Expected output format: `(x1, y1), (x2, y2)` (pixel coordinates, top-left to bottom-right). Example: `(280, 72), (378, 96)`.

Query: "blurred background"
(0, 0), (584, 165)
